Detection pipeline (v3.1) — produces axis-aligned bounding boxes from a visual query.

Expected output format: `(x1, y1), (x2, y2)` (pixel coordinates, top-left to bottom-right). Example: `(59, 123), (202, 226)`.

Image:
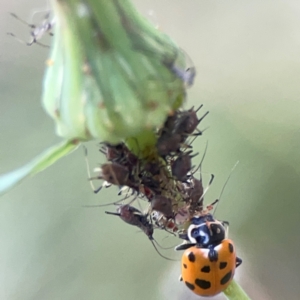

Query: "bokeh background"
(1, 0), (300, 299)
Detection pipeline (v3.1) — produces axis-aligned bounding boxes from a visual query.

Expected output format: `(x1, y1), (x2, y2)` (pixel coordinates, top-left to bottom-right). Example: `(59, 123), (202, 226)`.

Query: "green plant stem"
(223, 280), (251, 300)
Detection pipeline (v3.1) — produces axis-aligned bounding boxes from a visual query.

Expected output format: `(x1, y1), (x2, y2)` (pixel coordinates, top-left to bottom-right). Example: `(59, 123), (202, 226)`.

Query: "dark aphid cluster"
(88, 105), (213, 244)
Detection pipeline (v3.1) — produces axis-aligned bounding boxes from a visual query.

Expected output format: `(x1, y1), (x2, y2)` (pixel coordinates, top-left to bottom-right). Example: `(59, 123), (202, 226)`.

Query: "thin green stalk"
(223, 280), (250, 300)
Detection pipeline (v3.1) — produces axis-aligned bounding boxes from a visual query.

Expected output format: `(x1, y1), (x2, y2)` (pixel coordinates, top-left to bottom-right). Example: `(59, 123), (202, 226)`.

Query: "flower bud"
(43, 0), (188, 144)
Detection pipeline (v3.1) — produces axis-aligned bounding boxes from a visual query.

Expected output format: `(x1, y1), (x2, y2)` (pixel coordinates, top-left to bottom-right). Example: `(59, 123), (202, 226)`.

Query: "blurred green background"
(1, 0), (300, 299)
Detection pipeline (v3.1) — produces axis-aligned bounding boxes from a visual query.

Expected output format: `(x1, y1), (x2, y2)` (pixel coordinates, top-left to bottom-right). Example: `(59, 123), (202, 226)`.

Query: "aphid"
(185, 142), (208, 212)
(96, 163), (136, 187)
(171, 151), (197, 182)
(143, 160), (161, 176)
(100, 142), (139, 173)
(106, 204), (146, 228)
(174, 106), (209, 136)
(187, 178), (204, 208)
(156, 133), (182, 157)
(99, 142), (126, 162)
(140, 175), (161, 195)
(150, 195), (173, 218)
(184, 174), (214, 215)
(8, 12), (55, 47)
(106, 205), (175, 260)
(159, 112), (178, 136)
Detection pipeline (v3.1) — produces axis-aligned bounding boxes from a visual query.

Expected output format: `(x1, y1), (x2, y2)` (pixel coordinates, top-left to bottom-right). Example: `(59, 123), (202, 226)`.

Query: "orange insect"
(176, 214), (242, 297)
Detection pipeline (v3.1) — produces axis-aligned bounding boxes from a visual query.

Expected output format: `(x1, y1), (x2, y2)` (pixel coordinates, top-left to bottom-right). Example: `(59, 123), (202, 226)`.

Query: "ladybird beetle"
(177, 214), (242, 297)
(180, 239), (241, 296)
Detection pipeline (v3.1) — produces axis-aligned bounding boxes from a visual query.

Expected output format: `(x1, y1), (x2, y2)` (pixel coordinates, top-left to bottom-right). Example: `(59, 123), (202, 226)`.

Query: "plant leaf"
(0, 140), (79, 196)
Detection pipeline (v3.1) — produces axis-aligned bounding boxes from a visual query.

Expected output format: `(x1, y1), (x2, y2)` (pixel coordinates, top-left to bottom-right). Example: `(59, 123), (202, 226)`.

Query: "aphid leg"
(10, 12), (36, 28)
(195, 173), (215, 209)
(8, 12), (53, 47)
(152, 238), (178, 250)
(175, 243), (194, 251)
(82, 145), (103, 193)
(190, 141), (208, 177)
(93, 185), (103, 194)
(7, 32), (28, 45)
(222, 221), (230, 227)
(82, 193), (131, 208)
(206, 199), (219, 211)
(149, 239), (177, 261)
(191, 127), (209, 145)
(27, 37), (50, 48)
(212, 161), (239, 217)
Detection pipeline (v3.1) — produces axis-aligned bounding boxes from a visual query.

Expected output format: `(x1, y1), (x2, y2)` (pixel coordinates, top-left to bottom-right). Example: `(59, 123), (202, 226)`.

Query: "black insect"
(151, 195), (173, 219)
(100, 142), (126, 162)
(174, 106), (209, 137)
(106, 205), (175, 260)
(171, 151), (197, 182)
(100, 142), (139, 173)
(187, 177), (204, 210)
(143, 160), (161, 176)
(140, 175), (161, 195)
(156, 133), (182, 157)
(159, 113), (178, 136)
(88, 163), (139, 194)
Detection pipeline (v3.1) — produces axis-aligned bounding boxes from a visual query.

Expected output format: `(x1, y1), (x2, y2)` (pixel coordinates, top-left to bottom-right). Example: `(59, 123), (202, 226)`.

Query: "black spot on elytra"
(228, 243), (234, 253)
(195, 278), (211, 289)
(219, 262), (227, 269)
(185, 281), (195, 291)
(188, 252), (196, 262)
(220, 270), (232, 285)
(201, 266), (211, 273)
(183, 264), (187, 269)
